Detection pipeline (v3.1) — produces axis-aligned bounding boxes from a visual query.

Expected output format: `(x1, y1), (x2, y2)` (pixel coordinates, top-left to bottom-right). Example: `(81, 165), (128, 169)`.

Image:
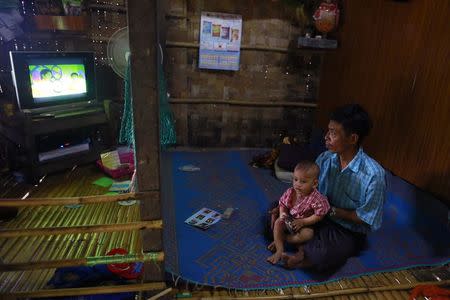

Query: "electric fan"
(107, 27), (130, 78)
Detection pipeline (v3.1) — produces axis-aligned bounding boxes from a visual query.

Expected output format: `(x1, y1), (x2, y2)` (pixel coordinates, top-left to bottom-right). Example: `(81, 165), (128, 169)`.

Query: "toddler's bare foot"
(267, 251), (283, 264)
(267, 241), (276, 252)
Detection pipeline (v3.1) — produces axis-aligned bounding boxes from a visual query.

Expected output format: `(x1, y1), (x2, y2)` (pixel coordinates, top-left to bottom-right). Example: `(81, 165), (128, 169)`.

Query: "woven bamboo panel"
(0, 202), (141, 293)
(165, 0), (322, 147)
(171, 105), (316, 147)
(0, 165), (142, 293)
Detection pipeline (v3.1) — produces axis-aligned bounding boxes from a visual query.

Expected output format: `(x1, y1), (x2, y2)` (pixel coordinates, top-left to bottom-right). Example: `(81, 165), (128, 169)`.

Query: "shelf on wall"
(24, 31), (90, 40)
(33, 15), (90, 31)
(297, 37), (338, 49)
(166, 41), (328, 54)
(169, 98), (318, 108)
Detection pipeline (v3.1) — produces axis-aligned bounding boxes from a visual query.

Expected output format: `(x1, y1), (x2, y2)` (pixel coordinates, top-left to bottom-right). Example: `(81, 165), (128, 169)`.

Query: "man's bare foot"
(267, 241), (276, 252)
(267, 251), (283, 264)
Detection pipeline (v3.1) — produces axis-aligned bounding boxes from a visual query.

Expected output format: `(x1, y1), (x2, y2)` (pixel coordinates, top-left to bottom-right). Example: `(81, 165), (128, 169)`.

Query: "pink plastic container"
(96, 150), (134, 179)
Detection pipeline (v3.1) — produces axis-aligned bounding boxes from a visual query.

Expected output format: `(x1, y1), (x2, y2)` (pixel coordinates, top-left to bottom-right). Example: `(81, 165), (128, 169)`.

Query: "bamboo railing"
(182, 279), (450, 299)
(10, 282), (167, 298)
(0, 192), (152, 207)
(0, 193), (166, 297)
(0, 220), (162, 238)
(176, 267), (450, 299)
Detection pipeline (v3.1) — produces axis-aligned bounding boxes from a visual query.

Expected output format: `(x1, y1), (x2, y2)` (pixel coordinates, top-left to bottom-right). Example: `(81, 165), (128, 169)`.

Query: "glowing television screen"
(10, 51), (97, 113)
(29, 63), (87, 100)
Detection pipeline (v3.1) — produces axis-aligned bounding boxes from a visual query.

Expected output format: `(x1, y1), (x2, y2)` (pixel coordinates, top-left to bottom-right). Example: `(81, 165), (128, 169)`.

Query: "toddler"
(267, 161), (330, 264)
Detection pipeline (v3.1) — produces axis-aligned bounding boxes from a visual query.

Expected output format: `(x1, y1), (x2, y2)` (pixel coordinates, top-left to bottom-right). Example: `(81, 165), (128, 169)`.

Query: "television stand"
(35, 106), (105, 119)
(0, 108), (108, 182)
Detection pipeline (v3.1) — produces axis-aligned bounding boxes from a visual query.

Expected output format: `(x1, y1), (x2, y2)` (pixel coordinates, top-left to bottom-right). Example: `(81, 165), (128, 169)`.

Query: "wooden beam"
(0, 192), (154, 207)
(6, 282), (166, 298)
(142, 261), (164, 282)
(0, 252), (164, 271)
(128, 0), (164, 284)
(0, 220), (162, 238)
(142, 228), (163, 251)
(169, 98), (318, 108)
(166, 41), (327, 54)
(140, 191), (161, 220)
(147, 287), (173, 300)
(127, 0), (160, 192)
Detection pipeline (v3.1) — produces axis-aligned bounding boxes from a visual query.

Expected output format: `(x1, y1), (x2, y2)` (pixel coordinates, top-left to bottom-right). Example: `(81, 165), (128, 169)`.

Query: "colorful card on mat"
(185, 207), (221, 230)
(109, 180), (131, 192)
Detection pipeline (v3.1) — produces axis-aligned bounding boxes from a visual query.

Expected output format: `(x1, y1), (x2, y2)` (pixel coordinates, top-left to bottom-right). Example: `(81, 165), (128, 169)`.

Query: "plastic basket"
(96, 151), (134, 179)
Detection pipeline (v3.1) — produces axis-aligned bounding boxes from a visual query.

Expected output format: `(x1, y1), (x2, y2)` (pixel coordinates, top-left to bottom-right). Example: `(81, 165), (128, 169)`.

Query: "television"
(10, 51), (97, 114)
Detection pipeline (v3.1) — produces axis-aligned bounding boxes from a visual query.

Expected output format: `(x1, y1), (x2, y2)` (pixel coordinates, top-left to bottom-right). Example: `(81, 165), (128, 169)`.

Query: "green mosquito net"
(119, 59), (176, 149)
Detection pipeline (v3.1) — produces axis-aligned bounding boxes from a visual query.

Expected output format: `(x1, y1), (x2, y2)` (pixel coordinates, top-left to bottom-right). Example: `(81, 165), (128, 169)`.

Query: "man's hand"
(291, 219), (305, 232)
(333, 207), (365, 225)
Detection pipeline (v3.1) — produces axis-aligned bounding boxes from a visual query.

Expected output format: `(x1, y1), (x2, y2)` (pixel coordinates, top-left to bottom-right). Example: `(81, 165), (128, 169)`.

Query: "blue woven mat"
(161, 149), (450, 290)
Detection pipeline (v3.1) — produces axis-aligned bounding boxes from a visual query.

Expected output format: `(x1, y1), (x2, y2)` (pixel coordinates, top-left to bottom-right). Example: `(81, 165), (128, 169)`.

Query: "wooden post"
(127, 0), (164, 283)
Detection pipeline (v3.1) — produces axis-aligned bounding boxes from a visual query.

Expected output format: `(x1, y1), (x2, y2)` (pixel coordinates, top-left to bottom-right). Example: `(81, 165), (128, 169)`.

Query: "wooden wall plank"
(317, 0), (450, 203)
(140, 192), (162, 221)
(128, 0), (160, 192)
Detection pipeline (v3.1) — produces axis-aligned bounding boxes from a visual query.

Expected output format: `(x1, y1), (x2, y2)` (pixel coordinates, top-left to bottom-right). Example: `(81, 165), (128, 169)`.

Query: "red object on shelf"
(313, 0), (340, 34)
(96, 150), (134, 179)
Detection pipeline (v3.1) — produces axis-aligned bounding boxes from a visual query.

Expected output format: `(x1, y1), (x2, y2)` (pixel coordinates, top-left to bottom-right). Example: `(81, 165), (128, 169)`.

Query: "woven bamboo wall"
(165, 0), (321, 147)
(172, 104), (315, 147)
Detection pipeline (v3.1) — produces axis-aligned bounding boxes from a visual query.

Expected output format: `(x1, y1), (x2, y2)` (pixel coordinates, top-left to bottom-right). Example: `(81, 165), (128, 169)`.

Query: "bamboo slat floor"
(1, 165), (449, 299)
(0, 165), (143, 294)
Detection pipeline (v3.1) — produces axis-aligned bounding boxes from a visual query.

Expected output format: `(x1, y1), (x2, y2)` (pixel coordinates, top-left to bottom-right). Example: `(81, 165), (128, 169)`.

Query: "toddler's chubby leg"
(267, 218), (287, 264)
(281, 227), (314, 269)
(286, 227), (314, 244)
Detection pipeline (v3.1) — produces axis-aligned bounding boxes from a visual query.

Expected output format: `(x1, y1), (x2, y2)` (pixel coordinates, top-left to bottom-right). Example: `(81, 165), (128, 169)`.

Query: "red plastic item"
(409, 284), (450, 300)
(106, 248), (143, 280)
(96, 150), (134, 179)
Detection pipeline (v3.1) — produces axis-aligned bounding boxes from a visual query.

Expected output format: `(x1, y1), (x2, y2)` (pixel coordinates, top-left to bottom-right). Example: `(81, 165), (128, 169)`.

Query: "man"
(282, 104), (386, 271)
